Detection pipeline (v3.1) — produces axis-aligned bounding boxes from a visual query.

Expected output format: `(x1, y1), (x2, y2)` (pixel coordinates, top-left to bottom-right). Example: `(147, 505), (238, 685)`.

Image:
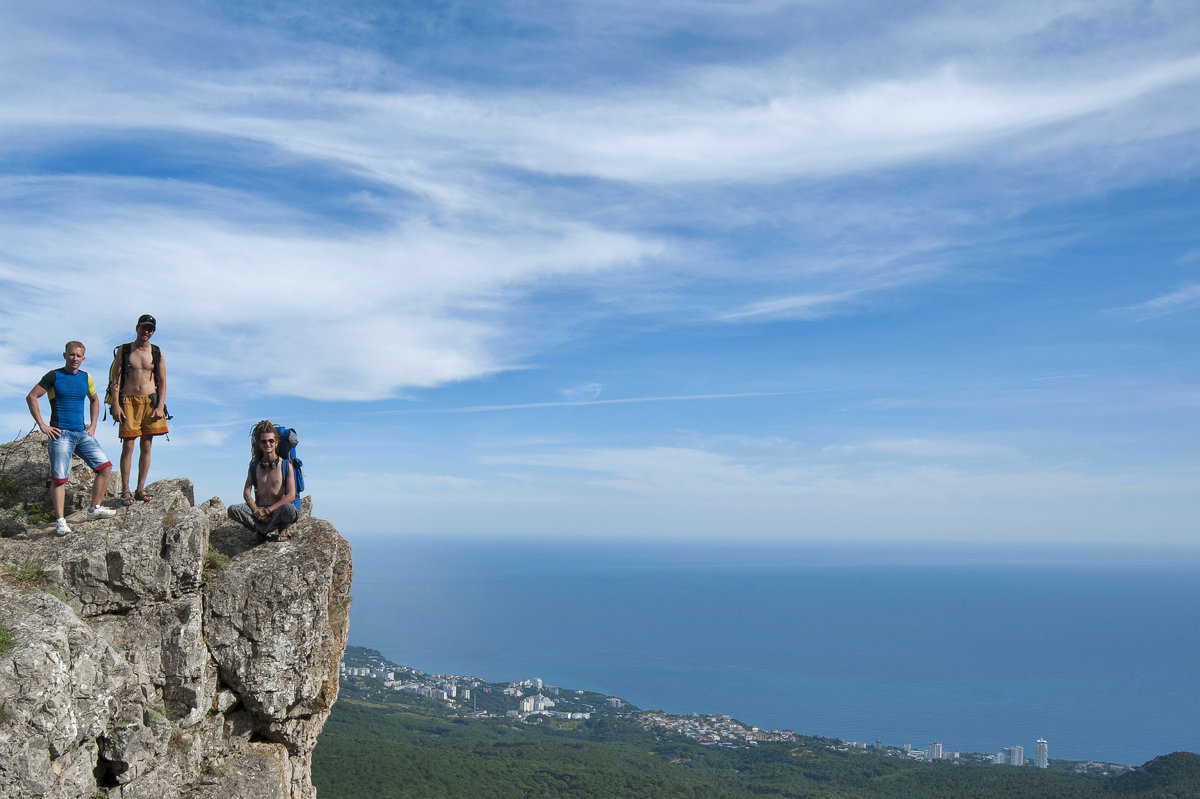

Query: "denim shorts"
(47, 430), (112, 484)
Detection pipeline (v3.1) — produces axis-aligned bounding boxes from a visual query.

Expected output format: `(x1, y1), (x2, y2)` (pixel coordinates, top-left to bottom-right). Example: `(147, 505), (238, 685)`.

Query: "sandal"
(120, 492), (135, 507)
(134, 490), (154, 501)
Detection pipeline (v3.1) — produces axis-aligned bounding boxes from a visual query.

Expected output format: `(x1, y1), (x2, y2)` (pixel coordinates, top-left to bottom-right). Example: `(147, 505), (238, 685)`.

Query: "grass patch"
(1, 559), (53, 589)
(0, 474), (54, 523)
(201, 546), (229, 585)
(205, 546), (229, 570)
(13, 501), (54, 524)
(0, 623), (16, 654)
(0, 474), (21, 508)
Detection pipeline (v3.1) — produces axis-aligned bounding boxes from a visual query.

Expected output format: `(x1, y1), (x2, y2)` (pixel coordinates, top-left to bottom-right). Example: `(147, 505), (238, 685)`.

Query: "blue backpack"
(251, 425), (305, 510)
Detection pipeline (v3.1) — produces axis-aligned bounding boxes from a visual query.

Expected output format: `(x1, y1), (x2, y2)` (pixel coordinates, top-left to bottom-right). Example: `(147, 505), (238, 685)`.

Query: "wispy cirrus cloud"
(1115, 284), (1200, 320)
(397, 391), (808, 414)
(0, 188), (662, 400)
(395, 441), (1200, 542)
(822, 438), (1021, 459)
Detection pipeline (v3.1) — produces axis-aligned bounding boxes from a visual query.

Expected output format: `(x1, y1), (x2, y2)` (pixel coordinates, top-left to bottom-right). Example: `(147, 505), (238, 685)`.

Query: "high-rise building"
(1035, 739), (1049, 768)
(1003, 745), (1025, 766)
(927, 742), (942, 761)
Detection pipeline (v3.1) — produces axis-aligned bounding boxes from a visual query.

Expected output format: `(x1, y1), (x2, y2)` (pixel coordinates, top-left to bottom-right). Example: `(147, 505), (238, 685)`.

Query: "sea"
(347, 536), (1200, 765)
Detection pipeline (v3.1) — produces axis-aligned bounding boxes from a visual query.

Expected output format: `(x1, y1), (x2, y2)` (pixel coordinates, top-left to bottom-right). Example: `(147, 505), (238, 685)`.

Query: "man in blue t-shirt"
(26, 340), (117, 535)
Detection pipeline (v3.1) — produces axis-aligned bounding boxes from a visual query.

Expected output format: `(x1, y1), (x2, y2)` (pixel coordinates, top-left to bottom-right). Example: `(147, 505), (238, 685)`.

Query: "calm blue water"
(347, 537), (1200, 765)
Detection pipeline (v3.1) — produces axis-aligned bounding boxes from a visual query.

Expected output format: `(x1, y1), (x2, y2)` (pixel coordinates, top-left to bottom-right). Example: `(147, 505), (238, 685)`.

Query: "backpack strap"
(120, 342), (132, 384)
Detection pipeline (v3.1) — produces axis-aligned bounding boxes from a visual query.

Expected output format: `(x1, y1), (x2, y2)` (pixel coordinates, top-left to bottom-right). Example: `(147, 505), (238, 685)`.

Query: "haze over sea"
(349, 536), (1200, 767)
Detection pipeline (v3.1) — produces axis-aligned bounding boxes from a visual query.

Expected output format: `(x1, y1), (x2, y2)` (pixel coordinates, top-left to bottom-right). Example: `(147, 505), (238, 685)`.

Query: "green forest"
(312, 692), (1200, 799)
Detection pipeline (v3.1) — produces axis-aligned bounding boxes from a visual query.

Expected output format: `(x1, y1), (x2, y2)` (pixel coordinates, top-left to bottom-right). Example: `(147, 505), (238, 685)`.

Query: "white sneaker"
(55, 518), (71, 536)
(87, 505), (116, 519)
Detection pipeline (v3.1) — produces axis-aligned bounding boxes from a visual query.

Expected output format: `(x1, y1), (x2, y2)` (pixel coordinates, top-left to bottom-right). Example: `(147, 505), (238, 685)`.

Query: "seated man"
(26, 340), (117, 535)
(227, 420), (299, 540)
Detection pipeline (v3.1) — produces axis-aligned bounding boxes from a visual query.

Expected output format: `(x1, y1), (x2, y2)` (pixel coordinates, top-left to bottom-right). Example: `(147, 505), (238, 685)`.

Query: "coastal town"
(339, 646), (1136, 777)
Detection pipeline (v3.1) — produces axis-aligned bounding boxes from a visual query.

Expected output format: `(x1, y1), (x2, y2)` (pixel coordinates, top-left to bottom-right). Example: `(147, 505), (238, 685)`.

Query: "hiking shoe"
(55, 518), (71, 536)
(87, 505), (116, 519)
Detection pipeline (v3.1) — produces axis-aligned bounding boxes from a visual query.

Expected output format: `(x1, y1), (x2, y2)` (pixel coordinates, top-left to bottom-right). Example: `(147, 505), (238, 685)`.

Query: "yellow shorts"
(118, 395), (169, 439)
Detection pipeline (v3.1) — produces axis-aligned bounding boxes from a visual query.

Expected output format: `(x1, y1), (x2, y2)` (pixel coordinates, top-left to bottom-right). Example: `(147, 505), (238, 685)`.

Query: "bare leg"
(136, 435), (153, 494)
(91, 466), (112, 507)
(119, 438), (136, 496)
(50, 483), (66, 519)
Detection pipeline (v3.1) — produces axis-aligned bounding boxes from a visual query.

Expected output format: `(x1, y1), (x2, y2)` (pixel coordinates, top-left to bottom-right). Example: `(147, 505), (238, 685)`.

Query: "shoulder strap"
(117, 343), (162, 387)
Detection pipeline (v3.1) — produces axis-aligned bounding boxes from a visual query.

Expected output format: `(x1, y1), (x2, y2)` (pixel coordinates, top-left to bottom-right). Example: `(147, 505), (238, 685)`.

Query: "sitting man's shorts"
(48, 431), (112, 485)
(119, 395), (169, 439)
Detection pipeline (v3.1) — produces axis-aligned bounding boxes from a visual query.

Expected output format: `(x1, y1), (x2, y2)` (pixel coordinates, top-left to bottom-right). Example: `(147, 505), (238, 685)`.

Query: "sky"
(2, 0), (1199, 546)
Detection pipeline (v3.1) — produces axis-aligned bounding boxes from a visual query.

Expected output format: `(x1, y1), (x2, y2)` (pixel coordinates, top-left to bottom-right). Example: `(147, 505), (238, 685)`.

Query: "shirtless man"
(26, 341), (117, 535)
(109, 314), (167, 505)
(227, 420), (299, 540)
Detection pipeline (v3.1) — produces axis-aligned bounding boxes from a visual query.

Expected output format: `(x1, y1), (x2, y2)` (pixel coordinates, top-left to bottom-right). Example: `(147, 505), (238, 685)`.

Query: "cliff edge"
(0, 431), (353, 799)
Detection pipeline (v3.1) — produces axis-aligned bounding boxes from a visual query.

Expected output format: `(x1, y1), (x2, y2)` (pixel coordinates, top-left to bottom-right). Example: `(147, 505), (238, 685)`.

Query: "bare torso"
(121, 342), (158, 396)
(255, 460), (288, 506)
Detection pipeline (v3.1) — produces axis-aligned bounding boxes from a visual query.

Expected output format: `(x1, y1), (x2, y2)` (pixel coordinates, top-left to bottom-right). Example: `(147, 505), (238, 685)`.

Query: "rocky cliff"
(0, 432), (352, 799)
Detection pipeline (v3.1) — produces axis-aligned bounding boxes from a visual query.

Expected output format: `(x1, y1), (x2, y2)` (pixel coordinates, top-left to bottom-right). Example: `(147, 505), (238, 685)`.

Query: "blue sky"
(2, 0), (1199, 545)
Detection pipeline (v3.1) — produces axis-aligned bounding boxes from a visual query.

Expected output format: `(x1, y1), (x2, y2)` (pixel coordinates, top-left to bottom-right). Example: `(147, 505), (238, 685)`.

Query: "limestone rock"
(0, 431), (352, 799)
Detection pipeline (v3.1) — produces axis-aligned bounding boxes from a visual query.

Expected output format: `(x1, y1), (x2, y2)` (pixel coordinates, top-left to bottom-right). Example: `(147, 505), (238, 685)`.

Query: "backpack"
(104, 343), (171, 422)
(251, 425), (305, 510)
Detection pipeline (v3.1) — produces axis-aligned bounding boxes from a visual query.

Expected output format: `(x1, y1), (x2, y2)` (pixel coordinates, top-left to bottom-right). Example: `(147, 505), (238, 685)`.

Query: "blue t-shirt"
(37, 369), (95, 432)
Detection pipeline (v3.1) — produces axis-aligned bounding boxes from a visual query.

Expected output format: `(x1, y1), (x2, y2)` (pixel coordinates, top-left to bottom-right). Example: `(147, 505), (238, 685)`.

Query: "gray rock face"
(0, 432), (352, 799)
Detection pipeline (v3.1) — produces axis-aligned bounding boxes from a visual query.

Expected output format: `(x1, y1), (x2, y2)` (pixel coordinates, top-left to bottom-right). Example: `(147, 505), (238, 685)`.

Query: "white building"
(520, 694), (555, 713)
(1002, 745), (1025, 766)
(927, 742), (942, 761)
(1035, 739), (1049, 768)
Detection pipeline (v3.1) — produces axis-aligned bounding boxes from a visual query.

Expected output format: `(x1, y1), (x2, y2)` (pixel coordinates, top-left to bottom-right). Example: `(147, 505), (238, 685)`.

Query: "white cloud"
(4, 3), (1200, 191)
(332, 442), (1200, 542)
(560, 383), (604, 401)
(193, 427), (234, 447)
(1117, 283), (1200, 319)
(822, 438), (1021, 459)
(0, 181), (662, 401)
